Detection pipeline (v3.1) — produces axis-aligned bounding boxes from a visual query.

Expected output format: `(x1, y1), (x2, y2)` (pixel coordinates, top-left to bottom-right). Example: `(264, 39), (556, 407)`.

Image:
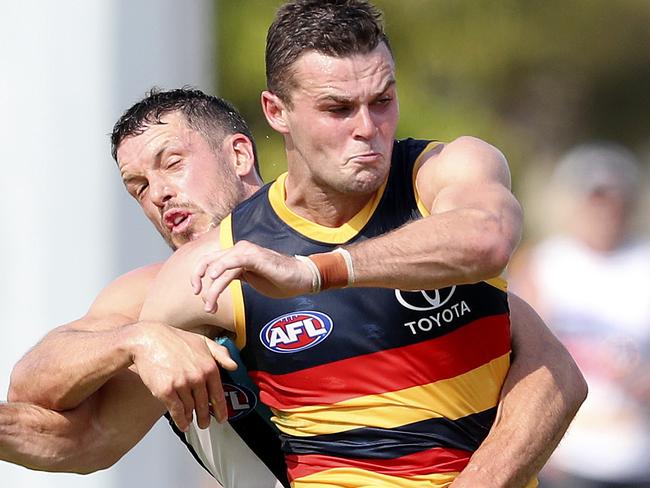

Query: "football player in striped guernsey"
(5, 8), (586, 481)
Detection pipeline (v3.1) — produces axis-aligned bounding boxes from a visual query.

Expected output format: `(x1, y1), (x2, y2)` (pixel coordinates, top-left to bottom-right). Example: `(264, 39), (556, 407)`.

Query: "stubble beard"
(165, 180), (247, 251)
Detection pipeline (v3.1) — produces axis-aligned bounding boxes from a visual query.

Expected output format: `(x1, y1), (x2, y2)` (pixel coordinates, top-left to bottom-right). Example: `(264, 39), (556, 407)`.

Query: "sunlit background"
(1, 1), (648, 487)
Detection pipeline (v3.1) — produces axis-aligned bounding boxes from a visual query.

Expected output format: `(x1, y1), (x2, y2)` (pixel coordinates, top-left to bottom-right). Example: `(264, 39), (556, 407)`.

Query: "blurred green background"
(214, 0), (649, 194)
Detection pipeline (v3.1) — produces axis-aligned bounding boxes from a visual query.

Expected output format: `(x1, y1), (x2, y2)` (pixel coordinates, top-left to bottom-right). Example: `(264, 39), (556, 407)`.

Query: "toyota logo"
(395, 287), (456, 311)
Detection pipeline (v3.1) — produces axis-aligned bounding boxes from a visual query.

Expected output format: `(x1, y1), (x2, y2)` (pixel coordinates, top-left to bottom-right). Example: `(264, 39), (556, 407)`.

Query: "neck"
(283, 173), (375, 227)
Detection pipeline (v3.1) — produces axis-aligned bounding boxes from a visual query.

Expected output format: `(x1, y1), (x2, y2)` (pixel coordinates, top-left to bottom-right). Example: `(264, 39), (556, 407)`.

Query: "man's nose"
(353, 106), (377, 140)
(149, 178), (176, 208)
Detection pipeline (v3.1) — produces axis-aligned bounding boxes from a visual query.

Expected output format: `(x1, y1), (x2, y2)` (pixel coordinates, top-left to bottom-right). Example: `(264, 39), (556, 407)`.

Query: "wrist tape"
(296, 248), (355, 293)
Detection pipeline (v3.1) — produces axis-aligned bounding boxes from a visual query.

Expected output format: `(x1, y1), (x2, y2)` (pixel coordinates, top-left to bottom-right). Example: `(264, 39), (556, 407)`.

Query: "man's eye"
(136, 184), (148, 197)
(165, 159), (181, 169)
(327, 106), (349, 114)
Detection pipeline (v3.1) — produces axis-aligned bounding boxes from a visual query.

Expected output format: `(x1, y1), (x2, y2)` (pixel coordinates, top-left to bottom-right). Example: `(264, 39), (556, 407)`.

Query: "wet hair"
(111, 87), (259, 174)
(266, 0), (392, 104)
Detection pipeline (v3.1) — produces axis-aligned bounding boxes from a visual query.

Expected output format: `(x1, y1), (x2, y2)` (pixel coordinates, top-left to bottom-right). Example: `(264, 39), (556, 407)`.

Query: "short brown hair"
(266, 0), (392, 105)
(111, 87), (259, 174)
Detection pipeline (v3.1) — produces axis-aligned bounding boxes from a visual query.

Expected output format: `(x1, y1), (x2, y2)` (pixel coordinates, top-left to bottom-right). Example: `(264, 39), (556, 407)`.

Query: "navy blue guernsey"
(221, 138), (513, 487)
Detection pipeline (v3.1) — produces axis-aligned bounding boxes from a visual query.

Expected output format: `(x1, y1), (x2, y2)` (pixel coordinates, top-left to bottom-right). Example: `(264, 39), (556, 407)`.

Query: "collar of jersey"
(267, 172), (388, 244)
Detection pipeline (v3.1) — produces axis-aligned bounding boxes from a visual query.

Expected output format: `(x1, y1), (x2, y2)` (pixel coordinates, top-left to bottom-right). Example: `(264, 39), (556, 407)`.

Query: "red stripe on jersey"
(252, 314), (510, 410)
(286, 446), (471, 482)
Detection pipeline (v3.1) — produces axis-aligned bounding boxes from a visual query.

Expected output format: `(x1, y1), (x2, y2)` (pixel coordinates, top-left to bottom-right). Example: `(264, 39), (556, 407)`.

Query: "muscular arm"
(451, 293), (587, 487)
(194, 137), (523, 308)
(2, 251), (232, 472)
(8, 264), (161, 409)
(350, 136), (522, 290)
(0, 370), (165, 474)
(137, 234), (236, 431)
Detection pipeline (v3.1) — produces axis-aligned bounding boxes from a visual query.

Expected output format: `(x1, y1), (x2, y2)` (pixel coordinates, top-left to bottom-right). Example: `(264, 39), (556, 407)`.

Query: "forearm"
(452, 294), (587, 487)
(0, 372), (165, 474)
(0, 401), (99, 473)
(452, 367), (574, 487)
(9, 316), (138, 409)
(348, 207), (518, 290)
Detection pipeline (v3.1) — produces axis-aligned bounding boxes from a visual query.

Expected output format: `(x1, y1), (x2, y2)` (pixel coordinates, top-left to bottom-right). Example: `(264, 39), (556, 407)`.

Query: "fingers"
(175, 384), (196, 431)
(203, 268), (242, 313)
(134, 325), (237, 432)
(192, 384), (211, 430)
(191, 251), (224, 295)
(192, 241), (255, 299)
(163, 370), (223, 431)
(166, 390), (190, 433)
(205, 340), (234, 423)
(192, 251), (241, 312)
(206, 340), (238, 371)
(206, 372), (227, 424)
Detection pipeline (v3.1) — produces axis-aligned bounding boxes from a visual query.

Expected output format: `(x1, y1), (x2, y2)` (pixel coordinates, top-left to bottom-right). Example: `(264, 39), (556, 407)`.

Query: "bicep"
(507, 292), (582, 379)
(83, 263), (163, 325)
(416, 136), (514, 215)
(139, 238), (233, 333)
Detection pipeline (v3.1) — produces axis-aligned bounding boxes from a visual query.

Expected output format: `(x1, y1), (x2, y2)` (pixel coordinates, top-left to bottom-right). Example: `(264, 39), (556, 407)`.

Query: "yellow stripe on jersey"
(273, 353), (510, 437)
(411, 141), (443, 217)
(219, 214), (247, 350)
(485, 276), (508, 292)
(267, 173), (388, 244)
(293, 467), (459, 487)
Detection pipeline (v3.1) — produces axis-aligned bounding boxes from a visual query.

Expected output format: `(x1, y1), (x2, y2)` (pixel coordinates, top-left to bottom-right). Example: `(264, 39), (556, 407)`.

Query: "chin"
(350, 169), (388, 194)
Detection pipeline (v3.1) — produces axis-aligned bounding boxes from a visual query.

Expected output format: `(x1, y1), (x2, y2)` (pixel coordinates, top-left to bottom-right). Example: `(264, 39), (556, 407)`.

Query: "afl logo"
(260, 311), (333, 353)
(216, 383), (257, 421)
(395, 287), (456, 311)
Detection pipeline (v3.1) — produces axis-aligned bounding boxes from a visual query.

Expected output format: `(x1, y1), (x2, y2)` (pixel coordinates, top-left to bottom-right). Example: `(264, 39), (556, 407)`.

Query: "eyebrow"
(318, 78), (396, 104)
(120, 173), (139, 185)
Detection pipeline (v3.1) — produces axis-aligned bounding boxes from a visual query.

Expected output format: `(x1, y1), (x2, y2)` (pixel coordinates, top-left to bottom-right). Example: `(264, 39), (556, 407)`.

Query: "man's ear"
(261, 91), (290, 134)
(224, 133), (256, 178)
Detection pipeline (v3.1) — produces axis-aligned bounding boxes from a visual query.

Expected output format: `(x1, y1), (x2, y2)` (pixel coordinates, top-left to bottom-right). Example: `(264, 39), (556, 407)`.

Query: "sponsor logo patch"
(212, 383), (257, 421)
(260, 311), (333, 353)
(395, 287), (456, 311)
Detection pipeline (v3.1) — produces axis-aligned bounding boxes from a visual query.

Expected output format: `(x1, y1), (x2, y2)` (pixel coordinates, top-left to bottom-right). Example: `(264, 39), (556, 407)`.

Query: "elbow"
(7, 366), (31, 403)
(554, 351), (588, 422)
(45, 455), (113, 475)
(482, 237), (513, 278)
(465, 224), (515, 281)
(469, 202), (523, 281)
(63, 431), (124, 474)
(67, 456), (120, 475)
(9, 366), (75, 410)
(49, 454), (120, 475)
(8, 365), (59, 409)
(570, 365), (589, 413)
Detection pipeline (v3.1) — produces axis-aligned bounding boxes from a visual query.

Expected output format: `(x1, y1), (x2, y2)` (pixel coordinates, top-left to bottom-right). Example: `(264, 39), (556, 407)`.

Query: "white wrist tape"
(332, 247), (355, 286)
(295, 254), (322, 294)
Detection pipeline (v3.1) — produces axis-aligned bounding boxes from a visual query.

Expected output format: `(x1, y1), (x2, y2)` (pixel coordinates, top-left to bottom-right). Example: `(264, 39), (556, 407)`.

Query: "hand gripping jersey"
(218, 138), (515, 487)
(167, 338), (289, 488)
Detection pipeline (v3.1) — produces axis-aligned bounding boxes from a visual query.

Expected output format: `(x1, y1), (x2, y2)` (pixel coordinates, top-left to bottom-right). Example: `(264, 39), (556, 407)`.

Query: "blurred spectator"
(511, 142), (650, 488)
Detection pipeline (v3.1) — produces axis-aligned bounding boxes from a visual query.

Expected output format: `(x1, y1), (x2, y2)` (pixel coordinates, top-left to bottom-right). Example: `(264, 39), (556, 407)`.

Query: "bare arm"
(193, 137), (523, 309)
(350, 136), (522, 289)
(9, 259), (235, 430)
(0, 370), (164, 474)
(8, 264), (161, 409)
(137, 233), (237, 431)
(451, 293), (587, 487)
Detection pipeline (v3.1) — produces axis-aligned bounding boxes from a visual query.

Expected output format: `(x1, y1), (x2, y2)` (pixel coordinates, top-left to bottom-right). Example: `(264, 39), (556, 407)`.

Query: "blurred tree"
(215, 0), (650, 183)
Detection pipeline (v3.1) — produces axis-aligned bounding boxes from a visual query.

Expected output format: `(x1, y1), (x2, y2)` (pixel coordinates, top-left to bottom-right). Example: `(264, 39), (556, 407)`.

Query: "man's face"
(116, 112), (246, 249)
(281, 43), (399, 195)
